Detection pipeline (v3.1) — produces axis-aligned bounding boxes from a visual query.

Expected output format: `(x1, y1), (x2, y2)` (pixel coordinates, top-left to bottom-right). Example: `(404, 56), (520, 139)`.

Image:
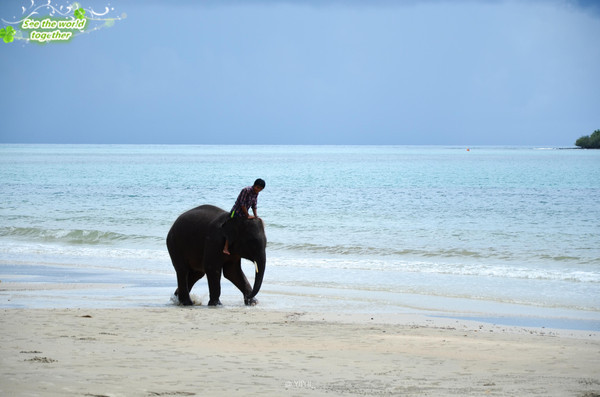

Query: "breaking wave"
(0, 226), (161, 246)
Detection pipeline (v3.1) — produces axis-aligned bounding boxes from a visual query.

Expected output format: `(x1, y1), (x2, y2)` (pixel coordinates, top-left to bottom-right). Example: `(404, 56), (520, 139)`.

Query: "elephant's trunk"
(248, 257), (266, 300)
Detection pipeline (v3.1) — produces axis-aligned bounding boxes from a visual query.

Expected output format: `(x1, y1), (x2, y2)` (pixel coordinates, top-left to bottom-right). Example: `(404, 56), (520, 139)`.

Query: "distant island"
(575, 130), (600, 149)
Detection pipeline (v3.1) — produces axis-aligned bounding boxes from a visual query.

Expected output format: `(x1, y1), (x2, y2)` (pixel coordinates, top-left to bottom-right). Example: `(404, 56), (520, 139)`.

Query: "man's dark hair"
(254, 178), (266, 189)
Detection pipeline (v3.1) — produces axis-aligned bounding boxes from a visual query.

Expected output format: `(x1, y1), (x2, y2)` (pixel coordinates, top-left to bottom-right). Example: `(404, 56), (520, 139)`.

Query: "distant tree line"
(575, 130), (600, 149)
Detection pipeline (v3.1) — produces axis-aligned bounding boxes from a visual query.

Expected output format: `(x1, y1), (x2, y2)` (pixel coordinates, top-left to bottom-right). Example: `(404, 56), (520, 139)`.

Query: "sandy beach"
(2, 297), (599, 396)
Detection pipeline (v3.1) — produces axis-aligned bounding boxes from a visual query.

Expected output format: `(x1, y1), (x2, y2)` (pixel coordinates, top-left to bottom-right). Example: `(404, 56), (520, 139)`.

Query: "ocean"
(1, 144), (599, 329)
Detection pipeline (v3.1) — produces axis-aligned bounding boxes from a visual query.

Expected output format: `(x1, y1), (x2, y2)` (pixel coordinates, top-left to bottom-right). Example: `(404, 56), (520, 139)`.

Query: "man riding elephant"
(223, 178), (266, 255)
(166, 179), (267, 306)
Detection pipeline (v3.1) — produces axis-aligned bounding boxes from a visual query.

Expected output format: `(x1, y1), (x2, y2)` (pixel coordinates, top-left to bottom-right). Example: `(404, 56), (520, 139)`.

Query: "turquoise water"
(1, 145), (599, 327)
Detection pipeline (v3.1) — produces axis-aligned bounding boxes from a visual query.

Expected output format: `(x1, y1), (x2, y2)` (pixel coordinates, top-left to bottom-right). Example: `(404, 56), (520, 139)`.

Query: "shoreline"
(1, 276), (599, 338)
(2, 261), (600, 334)
(2, 307), (600, 396)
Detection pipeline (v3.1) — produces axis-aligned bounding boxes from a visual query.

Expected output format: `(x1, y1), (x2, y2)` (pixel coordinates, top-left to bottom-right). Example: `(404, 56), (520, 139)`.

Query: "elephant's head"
(229, 217), (267, 300)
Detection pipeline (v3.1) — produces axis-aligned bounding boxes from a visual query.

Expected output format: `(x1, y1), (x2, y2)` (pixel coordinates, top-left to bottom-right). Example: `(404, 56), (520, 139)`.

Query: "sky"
(0, 0), (598, 145)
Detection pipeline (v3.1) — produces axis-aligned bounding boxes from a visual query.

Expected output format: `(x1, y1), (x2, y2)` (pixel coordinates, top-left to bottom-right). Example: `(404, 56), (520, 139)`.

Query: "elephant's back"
(168, 204), (228, 241)
(179, 204), (227, 219)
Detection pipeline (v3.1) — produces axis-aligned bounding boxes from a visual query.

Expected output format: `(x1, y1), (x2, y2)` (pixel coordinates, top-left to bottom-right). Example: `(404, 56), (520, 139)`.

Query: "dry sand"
(1, 304), (600, 397)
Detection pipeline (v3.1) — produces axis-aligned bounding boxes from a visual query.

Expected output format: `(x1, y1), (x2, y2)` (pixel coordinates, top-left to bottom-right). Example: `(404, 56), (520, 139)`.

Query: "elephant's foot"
(208, 299), (222, 307)
(180, 298), (194, 306)
(244, 297), (259, 306)
(178, 296), (194, 306)
(175, 289), (194, 306)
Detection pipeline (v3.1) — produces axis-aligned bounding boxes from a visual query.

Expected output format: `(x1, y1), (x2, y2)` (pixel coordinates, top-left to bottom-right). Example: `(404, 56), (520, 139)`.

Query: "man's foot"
(223, 240), (230, 255)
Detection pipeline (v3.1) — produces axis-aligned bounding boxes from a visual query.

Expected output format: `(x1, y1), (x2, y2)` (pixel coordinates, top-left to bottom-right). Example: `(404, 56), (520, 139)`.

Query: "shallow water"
(1, 144), (599, 328)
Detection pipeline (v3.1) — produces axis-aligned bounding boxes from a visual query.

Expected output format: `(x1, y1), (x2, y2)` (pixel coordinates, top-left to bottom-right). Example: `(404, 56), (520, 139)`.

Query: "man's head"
(253, 178), (266, 193)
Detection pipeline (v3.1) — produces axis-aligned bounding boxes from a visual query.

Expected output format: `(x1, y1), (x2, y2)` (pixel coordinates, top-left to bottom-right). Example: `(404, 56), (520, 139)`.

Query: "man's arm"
(241, 205), (252, 218)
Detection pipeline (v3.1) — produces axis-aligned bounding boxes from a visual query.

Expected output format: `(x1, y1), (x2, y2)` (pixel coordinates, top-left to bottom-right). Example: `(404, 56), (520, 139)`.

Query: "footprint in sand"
(25, 356), (57, 363)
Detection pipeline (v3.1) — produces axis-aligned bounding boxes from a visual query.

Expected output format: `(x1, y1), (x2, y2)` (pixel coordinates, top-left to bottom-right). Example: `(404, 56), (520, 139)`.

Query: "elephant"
(166, 204), (267, 306)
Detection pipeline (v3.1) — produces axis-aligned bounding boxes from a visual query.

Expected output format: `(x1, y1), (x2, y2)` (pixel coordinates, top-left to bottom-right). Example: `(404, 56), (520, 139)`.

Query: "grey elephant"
(166, 204), (267, 306)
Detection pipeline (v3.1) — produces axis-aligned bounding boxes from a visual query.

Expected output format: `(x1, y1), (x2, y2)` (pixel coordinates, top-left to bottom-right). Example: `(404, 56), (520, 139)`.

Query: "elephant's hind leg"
(174, 271), (204, 306)
(206, 267), (223, 306)
(187, 271), (205, 295)
(175, 270), (195, 306)
(167, 238), (195, 306)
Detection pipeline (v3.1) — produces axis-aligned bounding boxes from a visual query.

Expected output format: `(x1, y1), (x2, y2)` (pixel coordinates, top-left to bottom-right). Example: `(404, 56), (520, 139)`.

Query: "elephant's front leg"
(206, 267), (223, 306)
(223, 259), (256, 306)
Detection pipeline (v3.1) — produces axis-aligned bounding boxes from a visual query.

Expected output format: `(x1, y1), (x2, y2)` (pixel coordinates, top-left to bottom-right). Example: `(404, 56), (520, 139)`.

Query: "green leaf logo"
(74, 8), (86, 19)
(0, 26), (16, 43)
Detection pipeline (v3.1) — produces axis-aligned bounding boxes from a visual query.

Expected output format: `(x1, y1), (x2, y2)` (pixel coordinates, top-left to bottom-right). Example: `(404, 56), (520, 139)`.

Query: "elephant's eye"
(246, 237), (265, 246)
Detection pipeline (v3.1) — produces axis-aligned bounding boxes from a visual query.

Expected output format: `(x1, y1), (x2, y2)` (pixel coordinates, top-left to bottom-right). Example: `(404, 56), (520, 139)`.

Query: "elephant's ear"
(221, 217), (240, 244)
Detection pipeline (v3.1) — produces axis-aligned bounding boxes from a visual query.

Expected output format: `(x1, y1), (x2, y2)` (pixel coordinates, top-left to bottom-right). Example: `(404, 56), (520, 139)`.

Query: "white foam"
(169, 293), (203, 306)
